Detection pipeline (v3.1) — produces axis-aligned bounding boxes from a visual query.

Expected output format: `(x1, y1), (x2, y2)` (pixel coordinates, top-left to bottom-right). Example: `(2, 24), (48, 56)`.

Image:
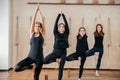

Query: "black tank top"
(93, 36), (104, 48)
(28, 33), (44, 60)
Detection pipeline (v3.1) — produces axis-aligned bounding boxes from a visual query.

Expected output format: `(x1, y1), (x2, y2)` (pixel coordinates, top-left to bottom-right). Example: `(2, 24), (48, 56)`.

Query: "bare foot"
(56, 58), (61, 64)
(95, 71), (99, 76)
(95, 52), (99, 55)
(78, 78), (81, 80)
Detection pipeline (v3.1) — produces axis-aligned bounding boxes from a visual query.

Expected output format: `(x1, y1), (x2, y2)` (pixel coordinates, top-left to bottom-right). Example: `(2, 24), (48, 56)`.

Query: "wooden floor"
(0, 69), (120, 80)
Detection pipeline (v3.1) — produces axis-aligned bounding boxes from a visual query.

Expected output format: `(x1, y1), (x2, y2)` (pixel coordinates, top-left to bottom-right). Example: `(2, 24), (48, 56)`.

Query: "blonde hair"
(35, 22), (45, 35)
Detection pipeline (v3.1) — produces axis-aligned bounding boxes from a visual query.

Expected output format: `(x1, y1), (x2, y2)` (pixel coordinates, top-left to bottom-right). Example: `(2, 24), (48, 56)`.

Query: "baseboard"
(42, 68), (120, 71)
(1, 67), (119, 71)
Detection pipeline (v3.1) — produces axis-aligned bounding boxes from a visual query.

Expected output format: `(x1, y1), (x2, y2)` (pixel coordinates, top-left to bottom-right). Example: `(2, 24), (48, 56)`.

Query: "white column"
(0, 0), (9, 70)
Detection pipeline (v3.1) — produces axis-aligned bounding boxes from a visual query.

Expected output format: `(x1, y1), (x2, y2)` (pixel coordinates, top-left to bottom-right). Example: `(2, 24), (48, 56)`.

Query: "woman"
(66, 27), (89, 80)
(44, 11), (69, 80)
(86, 24), (104, 76)
(14, 5), (45, 80)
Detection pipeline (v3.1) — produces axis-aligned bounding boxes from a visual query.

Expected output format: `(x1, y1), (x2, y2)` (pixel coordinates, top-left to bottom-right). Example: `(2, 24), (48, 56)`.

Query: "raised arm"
(38, 6), (45, 36)
(30, 5), (39, 37)
(62, 13), (69, 35)
(54, 13), (61, 34)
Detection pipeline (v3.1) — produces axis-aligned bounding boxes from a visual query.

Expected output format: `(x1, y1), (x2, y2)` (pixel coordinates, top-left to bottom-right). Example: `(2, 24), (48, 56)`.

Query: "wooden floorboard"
(0, 69), (120, 80)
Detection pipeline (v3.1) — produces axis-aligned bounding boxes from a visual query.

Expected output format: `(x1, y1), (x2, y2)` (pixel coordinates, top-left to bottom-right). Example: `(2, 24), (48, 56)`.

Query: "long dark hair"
(77, 27), (86, 39)
(94, 24), (104, 36)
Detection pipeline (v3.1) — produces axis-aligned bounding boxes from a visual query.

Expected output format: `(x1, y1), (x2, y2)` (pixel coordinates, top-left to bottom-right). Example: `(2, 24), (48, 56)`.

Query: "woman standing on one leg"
(86, 24), (104, 76)
(66, 27), (89, 80)
(14, 5), (45, 80)
(44, 11), (69, 80)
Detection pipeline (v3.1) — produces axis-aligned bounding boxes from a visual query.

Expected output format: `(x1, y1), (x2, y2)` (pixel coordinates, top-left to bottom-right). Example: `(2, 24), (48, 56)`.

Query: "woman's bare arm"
(30, 4), (39, 37)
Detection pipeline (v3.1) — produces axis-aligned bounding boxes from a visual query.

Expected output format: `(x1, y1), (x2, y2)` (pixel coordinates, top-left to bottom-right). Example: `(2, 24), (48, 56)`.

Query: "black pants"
(44, 49), (66, 80)
(14, 57), (43, 80)
(66, 52), (86, 78)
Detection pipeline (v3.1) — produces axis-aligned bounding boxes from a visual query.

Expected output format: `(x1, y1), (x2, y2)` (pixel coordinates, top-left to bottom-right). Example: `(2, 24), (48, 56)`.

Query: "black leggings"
(14, 57), (43, 80)
(44, 49), (66, 80)
(86, 48), (103, 70)
(66, 52), (86, 78)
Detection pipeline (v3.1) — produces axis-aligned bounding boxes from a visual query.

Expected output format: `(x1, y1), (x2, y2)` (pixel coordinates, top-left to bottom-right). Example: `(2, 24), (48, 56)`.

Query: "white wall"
(0, 0), (9, 70)
(10, 0), (120, 69)
(0, 0), (119, 70)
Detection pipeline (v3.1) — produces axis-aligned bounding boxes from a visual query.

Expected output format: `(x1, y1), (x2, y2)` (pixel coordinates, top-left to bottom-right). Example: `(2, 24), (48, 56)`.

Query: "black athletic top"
(76, 35), (89, 54)
(28, 33), (44, 60)
(53, 14), (69, 49)
(93, 35), (104, 48)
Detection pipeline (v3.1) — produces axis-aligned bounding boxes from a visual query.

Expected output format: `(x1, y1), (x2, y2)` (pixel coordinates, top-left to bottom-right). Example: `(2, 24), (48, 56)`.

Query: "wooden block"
(45, 75), (48, 80)
(67, 69), (70, 78)
(32, 64), (36, 73)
